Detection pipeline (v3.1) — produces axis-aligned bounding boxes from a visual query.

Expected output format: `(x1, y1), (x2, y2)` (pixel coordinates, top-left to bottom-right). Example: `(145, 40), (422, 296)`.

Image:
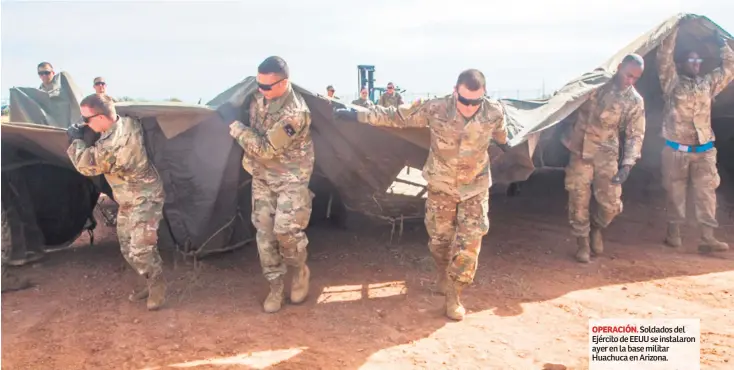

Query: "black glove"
(496, 142), (511, 152)
(67, 124), (86, 142)
(713, 29), (727, 48)
(334, 108), (358, 122)
(611, 165), (631, 185)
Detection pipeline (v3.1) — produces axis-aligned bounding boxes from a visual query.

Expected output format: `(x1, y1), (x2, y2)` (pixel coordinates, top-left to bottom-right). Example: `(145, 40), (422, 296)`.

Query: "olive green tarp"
(3, 12), (733, 258)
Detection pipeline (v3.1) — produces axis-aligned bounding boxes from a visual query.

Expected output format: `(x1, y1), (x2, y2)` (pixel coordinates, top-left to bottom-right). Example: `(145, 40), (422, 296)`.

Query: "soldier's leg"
(251, 178), (285, 313)
(424, 189), (458, 295)
(564, 154), (594, 262)
(661, 146), (690, 247)
(690, 149), (728, 252)
(273, 182), (313, 305)
(127, 200), (166, 310)
(589, 157), (624, 255)
(1, 204), (31, 293)
(443, 190), (490, 321)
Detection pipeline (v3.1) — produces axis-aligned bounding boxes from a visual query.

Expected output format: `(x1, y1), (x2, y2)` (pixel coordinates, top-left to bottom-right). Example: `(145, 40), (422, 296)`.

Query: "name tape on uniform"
(588, 318), (700, 370)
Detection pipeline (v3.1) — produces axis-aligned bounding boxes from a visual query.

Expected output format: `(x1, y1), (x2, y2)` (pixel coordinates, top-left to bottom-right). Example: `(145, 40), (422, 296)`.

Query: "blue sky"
(2, 0), (733, 103)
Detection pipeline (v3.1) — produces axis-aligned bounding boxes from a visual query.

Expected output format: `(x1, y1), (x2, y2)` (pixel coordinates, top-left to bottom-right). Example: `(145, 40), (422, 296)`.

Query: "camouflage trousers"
(116, 199), (164, 279)
(661, 146), (720, 227)
(251, 178), (313, 281)
(425, 188), (490, 285)
(564, 153), (622, 237)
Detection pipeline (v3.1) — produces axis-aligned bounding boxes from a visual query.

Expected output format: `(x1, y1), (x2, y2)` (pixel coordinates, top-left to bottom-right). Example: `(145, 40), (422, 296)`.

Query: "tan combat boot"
(698, 226), (729, 252)
(575, 236), (591, 263)
(1, 270), (31, 292)
(128, 275), (149, 302)
(590, 226), (603, 255)
(445, 280), (466, 321)
(146, 274), (166, 311)
(290, 264), (310, 304)
(263, 276), (285, 313)
(664, 223), (682, 248)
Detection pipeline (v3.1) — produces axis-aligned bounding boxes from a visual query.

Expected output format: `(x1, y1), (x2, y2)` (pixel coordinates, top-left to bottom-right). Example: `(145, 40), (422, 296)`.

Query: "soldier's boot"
(128, 276), (149, 302)
(590, 226), (604, 256)
(146, 274), (166, 311)
(263, 276), (285, 313)
(290, 264), (310, 304)
(698, 226), (729, 252)
(432, 257), (450, 295)
(445, 281), (466, 321)
(575, 236), (591, 263)
(1, 270), (31, 293)
(664, 223), (682, 248)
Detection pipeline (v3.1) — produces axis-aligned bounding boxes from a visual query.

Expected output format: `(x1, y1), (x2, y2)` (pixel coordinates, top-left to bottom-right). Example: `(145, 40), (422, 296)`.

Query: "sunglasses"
(687, 58), (703, 64)
(38, 71), (52, 76)
(94, 81), (106, 86)
(457, 93), (483, 107)
(387, 86), (394, 90)
(81, 113), (103, 123)
(258, 78), (285, 91)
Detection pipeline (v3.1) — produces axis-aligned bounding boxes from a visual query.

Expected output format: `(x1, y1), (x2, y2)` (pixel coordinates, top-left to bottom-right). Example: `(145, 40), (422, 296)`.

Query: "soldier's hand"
(611, 165), (632, 185)
(66, 124), (86, 142)
(229, 120), (246, 138)
(334, 108), (358, 122)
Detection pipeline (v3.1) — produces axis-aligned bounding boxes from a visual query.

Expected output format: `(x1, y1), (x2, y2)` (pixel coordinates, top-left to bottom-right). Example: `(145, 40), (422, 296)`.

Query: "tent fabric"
(3, 12), (733, 258)
(9, 71), (83, 129)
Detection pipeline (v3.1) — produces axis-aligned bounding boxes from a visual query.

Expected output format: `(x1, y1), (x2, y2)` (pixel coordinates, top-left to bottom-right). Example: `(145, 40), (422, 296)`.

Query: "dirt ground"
(2, 169), (733, 370)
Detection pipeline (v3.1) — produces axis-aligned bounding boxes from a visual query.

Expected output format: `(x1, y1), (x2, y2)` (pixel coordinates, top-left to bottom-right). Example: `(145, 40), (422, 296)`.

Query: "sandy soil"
(2, 169), (733, 370)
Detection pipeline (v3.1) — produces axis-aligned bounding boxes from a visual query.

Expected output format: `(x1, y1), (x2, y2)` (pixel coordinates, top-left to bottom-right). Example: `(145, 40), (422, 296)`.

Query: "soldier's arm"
(492, 105), (509, 145)
(66, 140), (116, 177)
(377, 94), (387, 107)
(397, 93), (404, 105)
(657, 28), (679, 96)
(620, 100), (646, 167)
(707, 40), (734, 96)
(356, 103), (429, 128)
(230, 111), (310, 160)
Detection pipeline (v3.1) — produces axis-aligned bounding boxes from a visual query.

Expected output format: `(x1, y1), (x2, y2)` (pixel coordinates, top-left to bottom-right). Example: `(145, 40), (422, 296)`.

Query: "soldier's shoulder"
(628, 88), (644, 104)
(286, 89), (311, 116)
(481, 97), (506, 117)
(418, 95), (451, 117)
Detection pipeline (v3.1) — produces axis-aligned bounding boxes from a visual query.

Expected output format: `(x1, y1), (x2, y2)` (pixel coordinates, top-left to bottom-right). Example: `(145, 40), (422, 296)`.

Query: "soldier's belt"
(665, 140), (714, 153)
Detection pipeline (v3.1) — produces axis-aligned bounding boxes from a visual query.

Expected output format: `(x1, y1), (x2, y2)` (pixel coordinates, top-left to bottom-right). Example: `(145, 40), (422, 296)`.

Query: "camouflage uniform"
(67, 116), (166, 308)
(561, 80), (646, 261)
(39, 73), (61, 96)
(229, 83), (314, 312)
(657, 28), (734, 251)
(378, 91), (404, 108)
(351, 98), (375, 108)
(355, 94), (507, 320)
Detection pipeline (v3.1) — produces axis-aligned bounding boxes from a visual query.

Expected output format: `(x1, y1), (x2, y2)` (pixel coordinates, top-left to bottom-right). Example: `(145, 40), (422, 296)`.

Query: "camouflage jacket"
(230, 84), (314, 186)
(358, 94), (508, 200)
(658, 27), (734, 145)
(561, 80), (646, 166)
(378, 92), (403, 108)
(351, 98), (375, 108)
(67, 116), (164, 206)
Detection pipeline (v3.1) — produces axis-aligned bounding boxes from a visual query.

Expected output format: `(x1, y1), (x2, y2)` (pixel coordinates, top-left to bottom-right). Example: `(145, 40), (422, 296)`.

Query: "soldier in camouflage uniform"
(378, 82), (404, 108)
(562, 54), (646, 263)
(66, 94), (167, 310)
(229, 56), (314, 313)
(657, 25), (734, 252)
(336, 69), (509, 321)
(351, 87), (375, 108)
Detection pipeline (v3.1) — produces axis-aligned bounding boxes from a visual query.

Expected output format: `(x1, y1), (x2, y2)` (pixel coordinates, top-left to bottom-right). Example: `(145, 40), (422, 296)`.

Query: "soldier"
(562, 54), (646, 263)
(351, 87), (375, 108)
(657, 25), (734, 252)
(326, 85), (338, 99)
(335, 69), (509, 321)
(37, 61), (56, 93)
(229, 56), (314, 313)
(93, 77), (107, 95)
(66, 94), (167, 310)
(378, 82), (404, 108)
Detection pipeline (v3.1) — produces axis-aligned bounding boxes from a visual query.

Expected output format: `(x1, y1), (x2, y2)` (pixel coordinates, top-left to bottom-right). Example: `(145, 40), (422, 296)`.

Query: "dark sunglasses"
(94, 81), (106, 86)
(38, 71), (52, 76)
(687, 58), (703, 64)
(81, 113), (103, 123)
(457, 93), (483, 107)
(387, 86), (395, 90)
(257, 78), (285, 91)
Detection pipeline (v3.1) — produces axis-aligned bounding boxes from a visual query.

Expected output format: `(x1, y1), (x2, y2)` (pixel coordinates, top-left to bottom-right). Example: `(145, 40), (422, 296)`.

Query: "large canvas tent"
(2, 12), (733, 260)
